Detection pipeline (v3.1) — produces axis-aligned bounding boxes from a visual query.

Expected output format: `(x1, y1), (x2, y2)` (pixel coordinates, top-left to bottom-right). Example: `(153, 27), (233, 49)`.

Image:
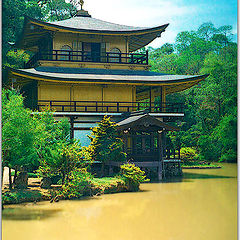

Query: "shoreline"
(2, 165), (222, 205)
(2, 177), (129, 206)
(182, 166), (221, 169)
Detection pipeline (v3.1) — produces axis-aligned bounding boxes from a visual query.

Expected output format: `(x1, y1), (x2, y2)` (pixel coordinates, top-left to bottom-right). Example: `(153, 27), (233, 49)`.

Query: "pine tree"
(88, 116), (126, 176)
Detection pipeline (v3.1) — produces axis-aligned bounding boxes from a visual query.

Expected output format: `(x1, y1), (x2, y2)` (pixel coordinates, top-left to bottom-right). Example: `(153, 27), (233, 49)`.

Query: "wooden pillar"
(162, 131), (166, 159)
(149, 87), (151, 112)
(157, 133), (163, 181)
(158, 86), (163, 111)
(142, 136), (145, 152)
(167, 148), (171, 159)
(146, 50), (149, 65)
(178, 147), (181, 159)
(150, 133), (154, 153)
(70, 117), (74, 139)
(162, 86), (166, 112)
(162, 131), (166, 178)
(131, 132), (135, 155)
(149, 87), (155, 112)
(109, 166), (113, 176)
(125, 135), (128, 153)
(122, 133), (127, 153)
(125, 36), (128, 54)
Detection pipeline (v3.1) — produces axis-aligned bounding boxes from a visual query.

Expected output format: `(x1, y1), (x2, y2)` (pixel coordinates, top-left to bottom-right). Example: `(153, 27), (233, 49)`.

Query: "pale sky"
(72, 0), (237, 48)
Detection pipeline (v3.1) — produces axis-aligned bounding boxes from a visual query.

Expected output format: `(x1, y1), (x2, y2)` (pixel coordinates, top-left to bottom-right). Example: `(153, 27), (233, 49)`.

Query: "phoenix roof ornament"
(79, 0), (84, 10)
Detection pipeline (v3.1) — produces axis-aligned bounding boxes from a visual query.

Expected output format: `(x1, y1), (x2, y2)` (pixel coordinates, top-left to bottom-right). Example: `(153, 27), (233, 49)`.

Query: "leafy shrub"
(6, 49), (30, 69)
(181, 147), (199, 163)
(2, 190), (42, 204)
(197, 135), (219, 161)
(28, 173), (38, 178)
(219, 149), (237, 163)
(60, 169), (93, 199)
(120, 163), (149, 192)
(37, 139), (87, 184)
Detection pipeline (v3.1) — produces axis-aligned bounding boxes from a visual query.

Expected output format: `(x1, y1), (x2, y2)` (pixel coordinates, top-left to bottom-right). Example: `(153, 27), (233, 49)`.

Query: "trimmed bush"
(60, 169), (93, 199)
(120, 163), (149, 192)
(180, 147), (199, 164)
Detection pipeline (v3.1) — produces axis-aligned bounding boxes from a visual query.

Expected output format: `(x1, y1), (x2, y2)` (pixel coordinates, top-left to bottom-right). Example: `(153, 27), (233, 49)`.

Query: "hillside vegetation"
(148, 23), (237, 162)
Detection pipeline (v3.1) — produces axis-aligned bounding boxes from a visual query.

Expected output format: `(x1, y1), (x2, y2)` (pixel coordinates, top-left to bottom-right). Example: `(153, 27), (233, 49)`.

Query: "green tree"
(35, 109), (87, 184)
(88, 116), (126, 176)
(2, 0), (43, 62)
(2, 89), (39, 188)
(40, 0), (77, 21)
(149, 22), (237, 162)
(197, 22), (217, 41)
(2, 0), (77, 84)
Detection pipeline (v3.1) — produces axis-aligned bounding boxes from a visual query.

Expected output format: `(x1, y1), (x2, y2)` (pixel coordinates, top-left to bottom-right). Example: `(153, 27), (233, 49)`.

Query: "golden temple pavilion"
(7, 2), (208, 179)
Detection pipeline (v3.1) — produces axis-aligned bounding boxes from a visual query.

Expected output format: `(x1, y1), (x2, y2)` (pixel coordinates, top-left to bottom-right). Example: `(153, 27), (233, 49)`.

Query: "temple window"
(109, 48), (121, 63)
(60, 45), (72, 61)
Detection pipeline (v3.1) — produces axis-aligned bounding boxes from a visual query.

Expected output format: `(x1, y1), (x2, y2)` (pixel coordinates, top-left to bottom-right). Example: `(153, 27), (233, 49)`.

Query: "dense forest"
(148, 23), (237, 162)
(2, 0), (237, 162)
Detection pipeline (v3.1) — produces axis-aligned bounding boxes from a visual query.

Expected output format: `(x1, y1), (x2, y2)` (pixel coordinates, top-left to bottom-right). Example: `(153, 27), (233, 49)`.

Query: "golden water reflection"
(2, 163), (237, 240)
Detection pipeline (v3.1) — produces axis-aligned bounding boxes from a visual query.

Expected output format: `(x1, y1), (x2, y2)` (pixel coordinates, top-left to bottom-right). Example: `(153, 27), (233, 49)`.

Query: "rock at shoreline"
(40, 177), (52, 189)
(15, 172), (28, 189)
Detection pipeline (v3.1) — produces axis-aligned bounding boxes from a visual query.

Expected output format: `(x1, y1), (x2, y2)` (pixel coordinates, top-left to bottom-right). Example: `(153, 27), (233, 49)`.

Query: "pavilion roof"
(117, 112), (179, 131)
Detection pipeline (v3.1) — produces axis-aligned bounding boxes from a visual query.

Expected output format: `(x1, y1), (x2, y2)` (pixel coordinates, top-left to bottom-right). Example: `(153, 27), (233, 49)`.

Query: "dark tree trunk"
(40, 177), (52, 189)
(100, 163), (105, 177)
(1, 165), (4, 189)
(62, 172), (65, 185)
(8, 168), (12, 190)
(13, 167), (18, 184)
(15, 171), (28, 189)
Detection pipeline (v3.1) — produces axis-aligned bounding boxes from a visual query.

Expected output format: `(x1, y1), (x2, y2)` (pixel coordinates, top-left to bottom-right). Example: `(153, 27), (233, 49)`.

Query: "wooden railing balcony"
(125, 147), (181, 162)
(25, 50), (149, 68)
(37, 100), (184, 113)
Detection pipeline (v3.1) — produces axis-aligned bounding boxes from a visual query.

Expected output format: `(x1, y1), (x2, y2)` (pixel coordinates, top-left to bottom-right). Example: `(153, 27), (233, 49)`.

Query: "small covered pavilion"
(106, 111), (182, 180)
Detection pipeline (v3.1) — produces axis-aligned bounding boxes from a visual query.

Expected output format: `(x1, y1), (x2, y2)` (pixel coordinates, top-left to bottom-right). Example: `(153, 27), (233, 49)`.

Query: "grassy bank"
(2, 189), (51, 205)
(182, 162), (221, 169)
(2, 177), (128, 205)
(91, 177), (127, 194)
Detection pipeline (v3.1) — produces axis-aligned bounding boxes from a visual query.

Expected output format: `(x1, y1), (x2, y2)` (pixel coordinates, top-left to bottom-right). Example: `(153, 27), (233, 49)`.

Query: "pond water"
(2, 163), (237, 240)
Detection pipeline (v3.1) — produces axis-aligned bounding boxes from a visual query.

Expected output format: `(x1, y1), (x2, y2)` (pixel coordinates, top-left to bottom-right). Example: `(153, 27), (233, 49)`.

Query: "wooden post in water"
(178, 147), (181, 159)
(162, 131), (166, 179)
(157, 132), (163, 181)
(109, 166), (113, 176)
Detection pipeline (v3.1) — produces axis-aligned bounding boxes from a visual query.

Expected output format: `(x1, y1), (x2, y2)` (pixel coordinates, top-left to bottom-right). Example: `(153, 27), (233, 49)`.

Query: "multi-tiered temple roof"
(11, 8), (208, 93)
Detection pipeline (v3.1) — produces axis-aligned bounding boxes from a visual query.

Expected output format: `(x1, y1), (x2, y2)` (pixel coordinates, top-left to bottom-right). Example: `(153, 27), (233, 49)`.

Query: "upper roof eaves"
(9, 66), (209, 85)
(26, 15), (169, 35)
